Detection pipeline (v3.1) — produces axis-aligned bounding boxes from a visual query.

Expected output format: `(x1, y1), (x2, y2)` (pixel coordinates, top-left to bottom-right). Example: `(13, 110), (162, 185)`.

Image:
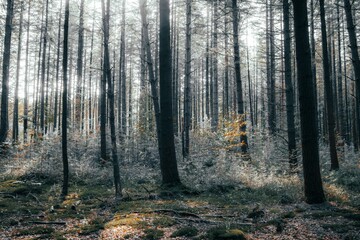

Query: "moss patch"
(142, 228), (164, 240)
(206, 227), (247, 240)
(171, 226), (198, 237)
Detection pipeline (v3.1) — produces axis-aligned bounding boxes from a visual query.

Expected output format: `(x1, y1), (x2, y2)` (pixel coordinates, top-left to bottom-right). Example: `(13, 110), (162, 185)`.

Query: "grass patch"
(14, 226), (54, 236)
(171, 226), (198, 237)
(142, 228), (164, 240)
(152, 216), (176, 227)
(206, 226), (247, 240)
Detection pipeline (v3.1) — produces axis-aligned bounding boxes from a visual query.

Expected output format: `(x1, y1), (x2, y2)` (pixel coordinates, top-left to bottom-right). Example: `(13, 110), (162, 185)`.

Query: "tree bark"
(343, 0), (360, 150)
(61, 0), (70, 198)
(292, 0), (326, 204)
(283, 0), (297, 169)
(159, 0), (181, 186)
(0, 0), (14, 144)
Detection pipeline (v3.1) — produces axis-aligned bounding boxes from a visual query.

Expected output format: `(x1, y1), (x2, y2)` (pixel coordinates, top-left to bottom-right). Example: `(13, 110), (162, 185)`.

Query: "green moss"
(281, 211), (296, 219)
(142, 228), (164, 240)
(171, 226), (198, 237)
(152, 216), (176, 227)
(207, 227), (247, 240)
(15, 227), (55, 236)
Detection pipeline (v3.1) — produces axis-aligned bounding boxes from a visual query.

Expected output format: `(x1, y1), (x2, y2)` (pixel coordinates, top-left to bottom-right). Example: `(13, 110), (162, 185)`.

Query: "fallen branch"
(152, 209), (201, 218)
(29, 221), (66, 225)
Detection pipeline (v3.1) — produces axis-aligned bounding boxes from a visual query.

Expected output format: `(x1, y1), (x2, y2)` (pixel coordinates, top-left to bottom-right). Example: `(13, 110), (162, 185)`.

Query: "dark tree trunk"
(292, 0), (326, 204)
(268, 0), (276, 134)
(183, 0), (192, 158)
(61, 0), (70, 198)
(75, 0), (85, 131)
(211, 0), (219, 131)
(232, 0), (247, 153)
(337, 0), (345, 140)
(139, 0), (161, 141)
(40, 0), (49, 134)
(344, 0), (360, 150)
(101, 0), (122, 199)
(283, 0), (297, 169)
(13, 1), (24, 143)
(319, 0), (339, 170)
(0, 0), (14, 144)
(120, 0), (127, 140)
(24, 1), (31, 141)
(159, 0), (181, 186)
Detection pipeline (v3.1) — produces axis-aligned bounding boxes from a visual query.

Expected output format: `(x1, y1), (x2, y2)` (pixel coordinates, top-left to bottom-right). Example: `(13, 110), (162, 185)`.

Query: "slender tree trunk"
(183, 0), (192, 158)
(343, 0), (360, 150)
(292, 0), (326, 204)
(337, 0), (345, 140)
(24, 1), (31, 141)
(232, 0), (247, 153)
(319, 0), (339, 170)
(40, 0), (49, 134)
(120, 0), (127, 140)
(159, 0), (181, 186)
(101, 0), (122, 199)
(211, 0), (219, 131)
(61, 0), (70, 198)
(0, 0), (14, 144)
(75, 0), (85, 131)
(13, 1), (24, 142)
(283, 0), (297, 169)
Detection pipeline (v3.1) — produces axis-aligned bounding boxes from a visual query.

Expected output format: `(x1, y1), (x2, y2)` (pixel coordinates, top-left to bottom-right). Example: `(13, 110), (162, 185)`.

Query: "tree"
(319, 0), (339, 170)
(101, 0), (122, 199)
(159, 0), (181, 186)
(61, 0), (70, 198)
(0, 0), (14, 144)
(75, 0), (85, 131)
(232, 0), (247, 153)
(182, 0), (192, 158)
(292, 0), (326, 204)
(283, 0), (297, 169)
(13, 1), (24, 143)
(343, 0), (360, 150)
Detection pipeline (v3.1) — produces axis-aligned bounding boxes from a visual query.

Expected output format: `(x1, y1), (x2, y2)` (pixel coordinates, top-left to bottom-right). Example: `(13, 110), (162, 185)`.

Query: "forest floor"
(0, 131), (359, 239)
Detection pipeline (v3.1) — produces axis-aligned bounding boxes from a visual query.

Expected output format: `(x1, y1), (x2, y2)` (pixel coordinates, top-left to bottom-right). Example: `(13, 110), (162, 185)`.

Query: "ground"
(0, 131), (359, 239)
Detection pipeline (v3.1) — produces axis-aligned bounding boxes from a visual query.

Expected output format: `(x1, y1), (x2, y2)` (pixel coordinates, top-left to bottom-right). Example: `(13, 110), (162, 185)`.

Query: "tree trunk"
(0, 0), (14, 144)
(75, 0), (85, 131)
(40, 0), (49, 134)
(283, 0), (297, 169)
(319, 0), (339, 170)
(159, 0), (181, 186)
(13, 1), (24, 143)
(343, 0), (360, 150)
(211, 0), (219, 131)
(24, 1), (31, 141)
(183, 0), (192, 158)
(292, 0), (326, 204)
(61, 0), (70, 198)
(101, 0), (122, 199)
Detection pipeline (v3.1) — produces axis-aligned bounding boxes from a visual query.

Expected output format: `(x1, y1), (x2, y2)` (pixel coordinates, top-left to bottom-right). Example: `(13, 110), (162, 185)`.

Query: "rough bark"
(292, 0), (326, 204)
(159, 0), (181, 186)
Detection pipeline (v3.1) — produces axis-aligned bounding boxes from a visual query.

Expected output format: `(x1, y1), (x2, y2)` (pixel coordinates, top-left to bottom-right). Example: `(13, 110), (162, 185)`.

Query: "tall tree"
(283, 0), (297, 169)
(159, 0), (181, 185)
(183, 0), (192, 158)
(23, 1), (31, 140)
(343, 0), (360, 150)
(292, 0), (326, 204)
(232, 0), (247, 153)
(40, 0), (49, 133)
(0, 0), (14, 144)
(75, 0), (85, 130)
(211, 0), (219, 131)
(101, 0), (122, 199)
(61, 0), (70, 198)
(319, 0), (339, 170)
(13, 1), (24, 142)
